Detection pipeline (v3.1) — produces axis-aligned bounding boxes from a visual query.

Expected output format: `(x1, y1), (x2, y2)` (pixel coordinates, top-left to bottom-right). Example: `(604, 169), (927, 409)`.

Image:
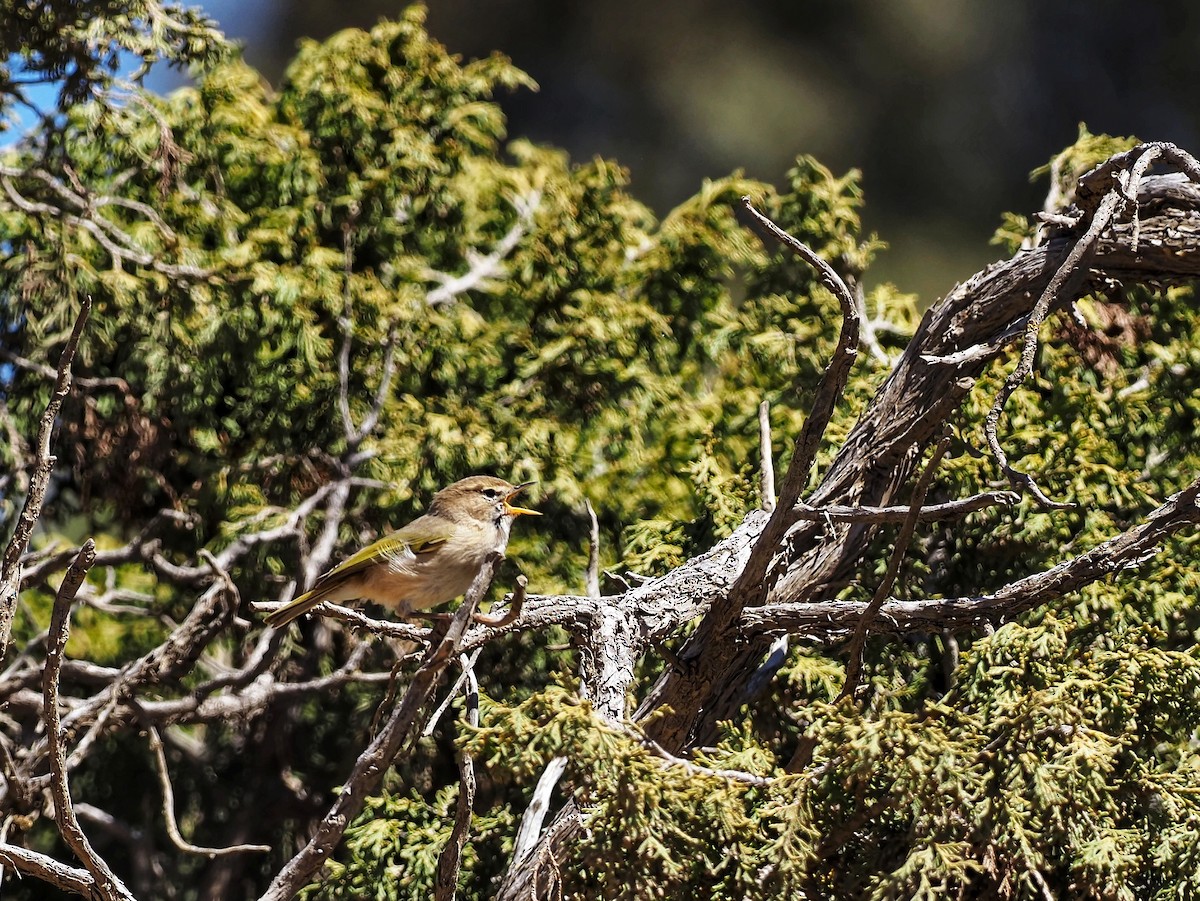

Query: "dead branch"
(43, 540), (136, 901)
(0, 842), (96, 896)
(793, 490), (1019, 523)
(759, 399), (777, 513)
(471, 574), (528, 627)
(742, 472), (1200, 638)
(434, 654), (481, 901)
(585, 499), (602, 598)
(7, 143), (1200, 901)
(1, 295), (90, 658)
(145, 725), (271, 858)
(984, 145), (1159, 507)
(0, 165), (211, 280)
(507, 757), (568, 874)
(839, 436), (949, 701)
(426, 190), (542, 307)
(638, 198), (860, 751)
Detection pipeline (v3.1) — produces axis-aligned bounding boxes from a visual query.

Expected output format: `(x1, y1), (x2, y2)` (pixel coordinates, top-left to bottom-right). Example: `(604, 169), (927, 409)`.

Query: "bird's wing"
(266, 516), (452, 627)
(314, 516), (450, 584)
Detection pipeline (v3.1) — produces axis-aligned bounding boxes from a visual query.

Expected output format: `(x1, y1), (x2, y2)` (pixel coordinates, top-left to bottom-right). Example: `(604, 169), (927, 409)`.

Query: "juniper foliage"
(2, 6), (1199, 900)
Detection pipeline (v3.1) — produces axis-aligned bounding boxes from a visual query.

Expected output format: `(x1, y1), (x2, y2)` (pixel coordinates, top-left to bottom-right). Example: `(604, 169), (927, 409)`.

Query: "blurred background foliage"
(133, 0), (1200, 303)
(3, 3), (1200, 899)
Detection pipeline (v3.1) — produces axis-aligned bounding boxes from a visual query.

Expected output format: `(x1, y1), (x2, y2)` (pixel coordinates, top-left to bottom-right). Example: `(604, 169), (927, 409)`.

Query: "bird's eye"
(482, 488), (501, 499)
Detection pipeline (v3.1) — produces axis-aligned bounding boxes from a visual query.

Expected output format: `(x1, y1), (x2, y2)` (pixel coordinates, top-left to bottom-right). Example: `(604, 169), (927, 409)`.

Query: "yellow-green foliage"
(4, 6), (1200, 900)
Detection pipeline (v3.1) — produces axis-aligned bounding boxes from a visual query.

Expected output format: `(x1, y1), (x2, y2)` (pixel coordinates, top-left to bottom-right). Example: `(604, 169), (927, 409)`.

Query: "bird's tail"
(265, 585), (333, 628)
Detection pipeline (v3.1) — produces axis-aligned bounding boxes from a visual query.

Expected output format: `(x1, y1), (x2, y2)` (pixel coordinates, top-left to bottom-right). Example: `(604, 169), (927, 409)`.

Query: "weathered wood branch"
(742, 473), (1200, 638)
(639, 158), (1200, 752)
(43, 540), (136, 901)
(1, 296), (90, 659)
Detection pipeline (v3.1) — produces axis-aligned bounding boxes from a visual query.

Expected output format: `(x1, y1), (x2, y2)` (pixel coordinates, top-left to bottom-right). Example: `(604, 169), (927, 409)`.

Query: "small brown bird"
(265, 476), (540, 628)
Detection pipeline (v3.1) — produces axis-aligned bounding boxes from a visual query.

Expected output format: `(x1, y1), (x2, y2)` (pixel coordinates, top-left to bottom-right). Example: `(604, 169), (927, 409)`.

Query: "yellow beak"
(504, 480), (542, 517)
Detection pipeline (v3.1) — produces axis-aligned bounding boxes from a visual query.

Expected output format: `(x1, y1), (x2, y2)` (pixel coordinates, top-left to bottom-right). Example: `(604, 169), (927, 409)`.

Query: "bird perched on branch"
(265, 475), (540, 628)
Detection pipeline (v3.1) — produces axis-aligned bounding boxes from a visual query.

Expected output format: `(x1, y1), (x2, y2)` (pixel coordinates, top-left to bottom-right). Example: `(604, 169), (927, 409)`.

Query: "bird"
(265, 475), (540, 628)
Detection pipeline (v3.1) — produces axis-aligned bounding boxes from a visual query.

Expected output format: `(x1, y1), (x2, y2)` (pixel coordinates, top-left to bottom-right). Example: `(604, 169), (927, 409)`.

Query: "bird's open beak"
(503, 480), (542, 517)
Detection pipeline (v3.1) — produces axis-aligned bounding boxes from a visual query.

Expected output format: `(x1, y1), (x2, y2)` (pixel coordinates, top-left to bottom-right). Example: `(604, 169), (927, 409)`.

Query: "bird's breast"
(361, 524), (506, 612)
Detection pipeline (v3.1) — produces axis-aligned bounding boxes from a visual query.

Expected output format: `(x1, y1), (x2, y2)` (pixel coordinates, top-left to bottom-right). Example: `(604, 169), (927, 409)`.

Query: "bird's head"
(430, 475), (541, 526)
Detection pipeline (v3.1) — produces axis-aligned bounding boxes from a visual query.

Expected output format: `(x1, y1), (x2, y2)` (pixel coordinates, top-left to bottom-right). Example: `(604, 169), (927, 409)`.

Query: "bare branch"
(471, 574), (528, 627)
(352, 326), (399, 446)
(253, 600), (431, 643)
(793, 490), (1019, 524)
(426, 189), (542, 306)
(0, 345), (131, 390)
(628, 727), (774, 787)
(43, 540), (136, 901)
(1, 295), (90, 658)
(496, 797), (581, 901)
(585, 500), (602, 598)
(434, 654), (480, 901)
(984, 143), (1199, 507)
(839, 436), (950, 701)
(758, 399), (776, 513)
(146, 725), (271, 858)
(423, 648), (483, 738)
(0, 166), (211, 279)
(743, 473), (1200, 638)
(508, 757), (568, 871)
(0, 842), (96, 897)
(739, 196), (860, 511)
(337, 218), (358, 444)
(638, 199), (860, 750)
(854, 280), (899, 365)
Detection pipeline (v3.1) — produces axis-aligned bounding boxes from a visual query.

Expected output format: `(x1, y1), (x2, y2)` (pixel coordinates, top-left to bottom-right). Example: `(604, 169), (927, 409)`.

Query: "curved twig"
(984, 142), (1200, 507)
(43, 540), (136, 901)
(146, 725), (271, 858)
(1, 295), (91, 657)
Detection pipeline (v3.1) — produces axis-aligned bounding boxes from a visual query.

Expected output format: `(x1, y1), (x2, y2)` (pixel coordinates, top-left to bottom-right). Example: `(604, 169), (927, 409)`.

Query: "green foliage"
(311, 781), (517, 901)
(1030, 122), (1142, 203)
(0, 0), (229, 128)
(4, 7), (1200, 900)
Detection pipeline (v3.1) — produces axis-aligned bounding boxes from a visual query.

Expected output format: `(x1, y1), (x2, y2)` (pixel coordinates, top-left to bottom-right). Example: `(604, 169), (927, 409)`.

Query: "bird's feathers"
(266, 475), (537, 628)
(318, 519), (450, 582)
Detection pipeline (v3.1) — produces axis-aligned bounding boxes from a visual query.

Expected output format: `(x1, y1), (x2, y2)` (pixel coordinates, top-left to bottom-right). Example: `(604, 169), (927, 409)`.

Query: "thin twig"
(471, 575), (528, 627)
(631, 729), (774, 787)
(253, 600), (431, 643)
(585, 500), (602, 598)
(352, 325), (399, 446)
(0, 346), (131, 390)
(146, 725), (271, 858)
(758, 400), (776, 513)
(43, 540), (136, 901)
(434, 654), (481, 901)
(1, 295), (91, 658)
(839, 437), (950, 702)
(337, 215), (358, 444)
(793, 490), (1019, 523)
(423, 648), (483, 738)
